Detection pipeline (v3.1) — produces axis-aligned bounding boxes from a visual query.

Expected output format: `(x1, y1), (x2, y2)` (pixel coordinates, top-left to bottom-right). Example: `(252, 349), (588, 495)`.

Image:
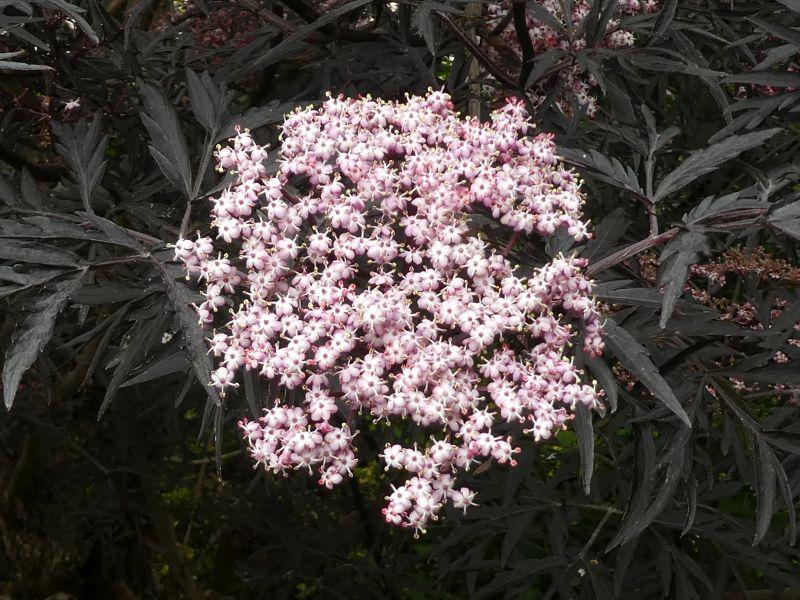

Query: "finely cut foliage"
(485, 0), (660, 116)
(1, 1), (800, 598)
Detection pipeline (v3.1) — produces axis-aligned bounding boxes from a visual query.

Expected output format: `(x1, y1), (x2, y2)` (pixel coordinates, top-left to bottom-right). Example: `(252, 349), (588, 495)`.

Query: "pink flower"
(176, 90), (604, 534)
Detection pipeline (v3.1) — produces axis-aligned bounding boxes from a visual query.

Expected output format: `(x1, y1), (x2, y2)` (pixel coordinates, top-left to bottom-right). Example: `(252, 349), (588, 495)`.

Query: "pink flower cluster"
(486, 0), (659, 116)
(174, 90), (604, 534)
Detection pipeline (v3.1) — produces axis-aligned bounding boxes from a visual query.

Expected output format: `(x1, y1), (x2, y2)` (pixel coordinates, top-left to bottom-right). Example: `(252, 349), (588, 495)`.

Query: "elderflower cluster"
(174, 90), (604, 535)
(486, 0), (659, 117)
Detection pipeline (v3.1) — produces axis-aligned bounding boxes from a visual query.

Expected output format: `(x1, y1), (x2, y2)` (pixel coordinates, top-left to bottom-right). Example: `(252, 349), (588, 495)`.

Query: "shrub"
(1, 1), (799, 598)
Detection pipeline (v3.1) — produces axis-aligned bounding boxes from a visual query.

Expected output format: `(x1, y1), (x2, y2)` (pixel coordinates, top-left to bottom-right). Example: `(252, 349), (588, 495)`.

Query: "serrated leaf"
(768, 200), (800, 239)
(777, 0), (800, 10)
(413, 0), (438, 56)
(0, 215), (143, 247)
(560, 147), (644, 197)
(0, 175), (21, 207)
(607, 422), (656, 550)
(0, 59), (52, 71)
(5, 20), (50, 53)
(579, 0), (618, 46)
(712, 378), (761, 434)
(77, 212), (146, 249)
(476, 557), (567, 598)
(623, 51), (724, 78)
(527, 2), (564, 33)
(138, 81), (192, 199)
(584, 208), (629, 262)
(152, 258), (221, 407)
(581, 56), (635, 121)
(658, 229), (709, 328)
(216, 101), (300, 143)
(174, 371), (195, 408)
(120, 352), (189, 388)
(682, 477), (698, 536)
(0, 265), (65, 287)
(604, 319), (691, 427)
(672, 30), (732, 123)
(754, 436), (777, 545)
(685, 192), (766, 227)
(20, 168), (45, 210)
(53, 116), (108, 213)
(718, 363), (800, 385)
(72, 281), (151, 304)
(186, 69), (228, 133)
(598, 286), (683, 309)
(80, 303), (130, 389)
(525, 49), (565, 88)
(225, 0), (374, 78)
(0, 50), (31, 60)
(642, 108), (681, 157)
(662, 315), (766, 338)
(755, 44), (798, 71)
(37, 0), (99, 43)
(123, 0), (156, 49)
(500, 511), (535, 568)
(772, 453), (796, 546)
(723, 71), (800, 87)
(574, 402), (595, 494)
(609, 426), (690, 548)
(3, 271), (86, 408)
(584, 352), (618, 412)
(760, 298), (800, 350)
(651, 0), (677, 42)
(98, 310), (168, 419)
(146, 145), (186, 195)
(0, 240), (80, 267)
(613, 538), (639, 597)
(749, 18), (800, 49)
(654, 129), (781, 202)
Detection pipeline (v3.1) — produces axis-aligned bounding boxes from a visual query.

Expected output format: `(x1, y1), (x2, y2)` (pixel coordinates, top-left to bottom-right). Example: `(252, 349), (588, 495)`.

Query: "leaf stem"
(436, 11), (518, 89)
(648, 202), (659, 237)
(502, 230), (522, 256)
(587, 227), (679, 277)
(512, 0), (535, 87)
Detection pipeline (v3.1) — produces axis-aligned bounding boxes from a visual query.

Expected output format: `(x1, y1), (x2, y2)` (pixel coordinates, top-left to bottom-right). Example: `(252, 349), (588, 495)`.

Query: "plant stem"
(586, 227), (679, 277)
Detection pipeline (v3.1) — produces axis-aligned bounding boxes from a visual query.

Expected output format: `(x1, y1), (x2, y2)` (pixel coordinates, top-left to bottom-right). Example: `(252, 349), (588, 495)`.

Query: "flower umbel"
(175, 90), (604, 535)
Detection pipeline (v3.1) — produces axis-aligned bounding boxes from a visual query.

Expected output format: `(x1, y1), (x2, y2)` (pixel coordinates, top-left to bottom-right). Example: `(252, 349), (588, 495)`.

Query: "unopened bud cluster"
(174, 90), (604, 534)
